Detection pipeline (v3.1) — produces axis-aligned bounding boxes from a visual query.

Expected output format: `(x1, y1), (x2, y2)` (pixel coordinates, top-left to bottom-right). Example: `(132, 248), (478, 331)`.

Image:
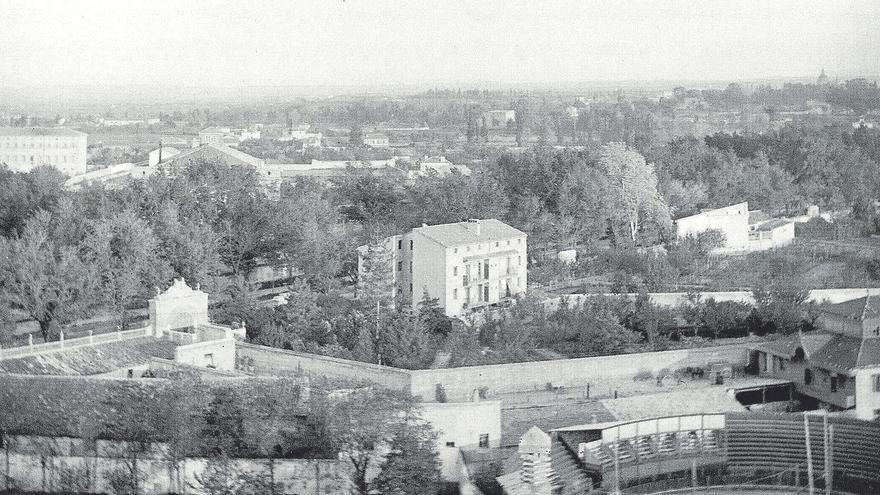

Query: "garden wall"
(409, 345), (749, 401)
(235, 342), (412, 390)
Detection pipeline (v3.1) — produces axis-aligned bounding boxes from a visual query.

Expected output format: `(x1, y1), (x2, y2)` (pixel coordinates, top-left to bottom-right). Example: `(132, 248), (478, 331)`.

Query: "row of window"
(1, 154), (77, 164)
(2, 140), (79, 148)
(452, 238), (522, 255)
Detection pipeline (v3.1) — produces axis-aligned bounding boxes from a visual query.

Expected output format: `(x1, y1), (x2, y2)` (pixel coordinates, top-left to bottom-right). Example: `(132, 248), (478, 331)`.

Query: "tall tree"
(0, 211), (96, 341)
(372, 418), (442, 495)
(83, 210), (173, 329)
(598, 142), (672, 246)
(324, 388), (437, 495)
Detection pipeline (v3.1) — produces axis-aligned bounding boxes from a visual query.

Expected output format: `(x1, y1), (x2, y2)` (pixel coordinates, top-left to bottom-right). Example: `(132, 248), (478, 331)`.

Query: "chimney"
(467, 218), (481, 236)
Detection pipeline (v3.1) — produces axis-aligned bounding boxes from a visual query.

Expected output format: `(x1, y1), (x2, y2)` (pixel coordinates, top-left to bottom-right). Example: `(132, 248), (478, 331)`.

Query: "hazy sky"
(1, 0), (878, 88)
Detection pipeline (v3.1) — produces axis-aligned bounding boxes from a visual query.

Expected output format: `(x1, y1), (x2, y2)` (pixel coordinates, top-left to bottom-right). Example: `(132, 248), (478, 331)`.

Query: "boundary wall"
(1, 444), (351, 495)
(409, 345), (748, 401)
(235, 342), (413, 389)
(235, 342), (749, 402)
(547, 287), (880, 311)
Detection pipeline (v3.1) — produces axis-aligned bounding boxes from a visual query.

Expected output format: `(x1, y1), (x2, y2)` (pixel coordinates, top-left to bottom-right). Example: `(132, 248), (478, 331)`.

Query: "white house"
(676, 202), (796, 254)
(358, 219), (527, 317)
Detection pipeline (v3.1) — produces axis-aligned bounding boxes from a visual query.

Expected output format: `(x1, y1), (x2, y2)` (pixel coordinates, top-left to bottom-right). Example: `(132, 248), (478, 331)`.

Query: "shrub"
(435, 384), (447, 403)
(478, 386), (489, 399)
(633, 369), (654, 381)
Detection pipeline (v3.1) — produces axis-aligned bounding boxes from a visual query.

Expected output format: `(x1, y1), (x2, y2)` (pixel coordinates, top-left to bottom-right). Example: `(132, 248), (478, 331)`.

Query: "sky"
(1, 0), (878, 89)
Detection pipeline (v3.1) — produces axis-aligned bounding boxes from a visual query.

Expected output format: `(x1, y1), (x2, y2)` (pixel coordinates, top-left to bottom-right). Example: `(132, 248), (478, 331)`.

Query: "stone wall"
(235, 342), (412, 389)
(547, 287), (880, 311)
(1, 448), (351, 495)
(410, 345), (749, 401)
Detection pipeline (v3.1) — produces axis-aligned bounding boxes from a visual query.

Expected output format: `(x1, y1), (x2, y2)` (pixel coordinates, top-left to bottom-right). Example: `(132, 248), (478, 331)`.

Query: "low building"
(748, 218), (795, 250)
(363, 132), (390, 148)
(0, 127), (88, 176)
(676, 201), (796, 254)
(676, 202), (751, 253)
(751, 295), (880, 420)
(482, 110), (516, 129)
(198, 126), (230, 145)
(358, 219), (527, 317)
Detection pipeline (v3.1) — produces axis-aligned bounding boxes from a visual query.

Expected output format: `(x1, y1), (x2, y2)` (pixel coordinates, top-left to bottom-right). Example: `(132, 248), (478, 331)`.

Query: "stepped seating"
(658, 432), (677, 454)
(635, 435), (655, 459)
(725, 413), (880, 485)
(702, 430), (719, 450)
(679, 431), (700, 453)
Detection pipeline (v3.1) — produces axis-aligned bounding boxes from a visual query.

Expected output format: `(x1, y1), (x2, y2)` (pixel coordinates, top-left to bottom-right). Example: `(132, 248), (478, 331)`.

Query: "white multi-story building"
(359, 219), (528, 317)
(0, 127), (88, 176)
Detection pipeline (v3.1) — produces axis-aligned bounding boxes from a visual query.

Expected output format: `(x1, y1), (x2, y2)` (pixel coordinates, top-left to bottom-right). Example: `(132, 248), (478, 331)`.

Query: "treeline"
(0, 376), (441, 495)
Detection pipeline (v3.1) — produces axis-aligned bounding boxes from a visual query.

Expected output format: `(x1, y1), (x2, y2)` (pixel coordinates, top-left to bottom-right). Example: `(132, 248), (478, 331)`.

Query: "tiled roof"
(160, 143), (264, 168)
(756, 332), (834, 360)
(821, 295), (880, 320)
(0, 126), (85, 137)
(809, 334), (880, 371)
(413, 219), (526, 247)
(0, 337), (177, 375)
(755, 331), (880, 371)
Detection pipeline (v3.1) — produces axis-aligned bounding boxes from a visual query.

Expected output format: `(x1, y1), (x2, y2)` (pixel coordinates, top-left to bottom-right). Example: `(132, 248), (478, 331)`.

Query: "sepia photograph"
(1, 1), (880, 493)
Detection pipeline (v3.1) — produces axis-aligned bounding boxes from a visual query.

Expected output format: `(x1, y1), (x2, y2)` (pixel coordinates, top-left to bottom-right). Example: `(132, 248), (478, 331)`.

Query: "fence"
(0, 325), (151, 361)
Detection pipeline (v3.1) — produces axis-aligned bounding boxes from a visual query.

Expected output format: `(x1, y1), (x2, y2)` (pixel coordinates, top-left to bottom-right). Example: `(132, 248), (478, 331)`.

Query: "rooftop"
(753, 218), (794, 232)
(0, 337), (178, 375)
(755, 330), (880, 372)
(413, 219), (526, 248)
(0, 126), (85, 137)
(821, 294), (880, 320)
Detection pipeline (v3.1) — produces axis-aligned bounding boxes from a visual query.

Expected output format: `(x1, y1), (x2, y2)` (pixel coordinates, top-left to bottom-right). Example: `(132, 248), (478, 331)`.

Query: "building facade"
(752, 295), (880, 420)
(676, 201), (796, 254)
(0, 127), (88, 176)
(359, 219), (528, 317)
(675, 202), (751, 253)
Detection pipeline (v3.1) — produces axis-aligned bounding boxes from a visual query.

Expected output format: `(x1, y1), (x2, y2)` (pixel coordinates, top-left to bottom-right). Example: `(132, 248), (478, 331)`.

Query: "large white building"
(359, 219), (528, 317)
(0, 127), (88, 176)
(675, 201), (796, 254)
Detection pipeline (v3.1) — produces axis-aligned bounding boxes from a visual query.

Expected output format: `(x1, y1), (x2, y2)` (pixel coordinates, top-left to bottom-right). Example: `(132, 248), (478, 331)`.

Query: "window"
(453, 288), (458, 300)
(874, 374), (880, 392)
(397, 261), (402, 272)
(831, 376), (838, 393)
(409, 261), (412, 272)
(409, 283), (413, 294)
(805, 369), (813, 385)
(483, 285), (489, 301)
(204, 353), (215, 368)
(409, 240), (413, 250)
(454, 248), (458, 254)
(495, 242), (499, 247)
(507, 240), (510, 245)
(483, 260), (489, 279)
(446, 441), (456, 447)
(518, 256), (522, 266)
(453, 266), (458, 276)
(874, 327), (880, 337)
(398, 239), (402, 249)
(479, 434), (489, 448)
